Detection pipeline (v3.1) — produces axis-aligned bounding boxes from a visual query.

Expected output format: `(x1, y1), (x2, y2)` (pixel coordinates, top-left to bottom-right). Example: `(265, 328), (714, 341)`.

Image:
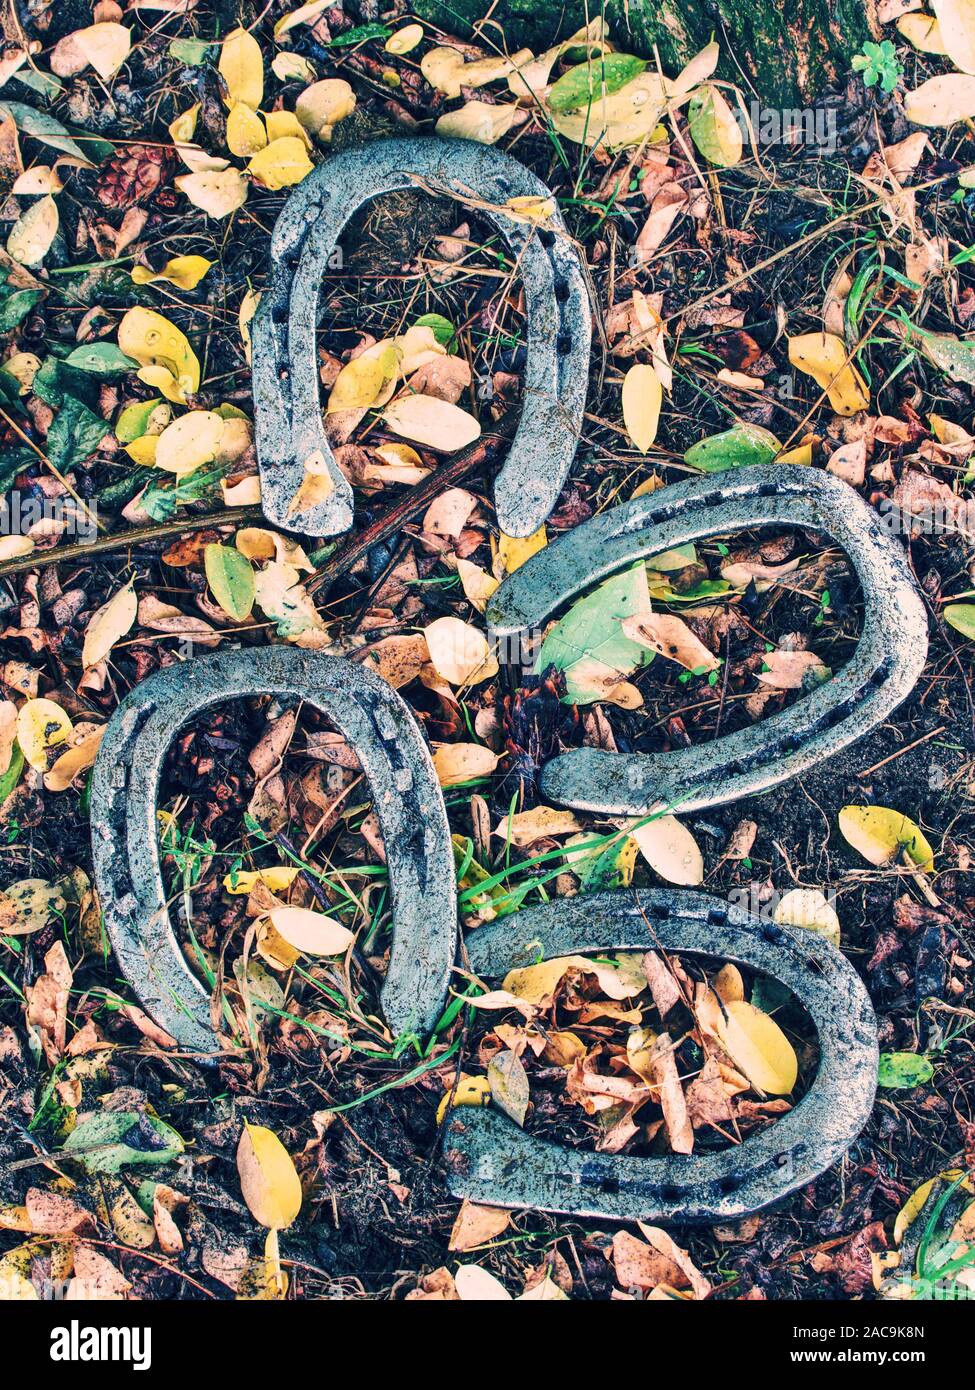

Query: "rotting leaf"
(488, 1048), (530, 1127)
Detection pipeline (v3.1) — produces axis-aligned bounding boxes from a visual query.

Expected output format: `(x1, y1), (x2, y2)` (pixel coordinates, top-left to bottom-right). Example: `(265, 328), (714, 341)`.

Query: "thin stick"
(857, 725), (947, 778)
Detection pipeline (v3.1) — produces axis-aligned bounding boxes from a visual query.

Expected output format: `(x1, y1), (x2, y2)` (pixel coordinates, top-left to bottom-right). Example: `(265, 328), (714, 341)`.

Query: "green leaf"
(13, 69), (63, 101)
(204, 543), (255, 621)
(878, 1051), (934, 1090)
(535, 561), (654, 704)
(61, 1110), (185, 1173)
(944, 603), (975, 640)
(0, 100), (93, 163)
(548, 53), (647, 113)
(31, 357), (100, 410)
(0, 287), (42, 333)
(46, 396), (109, 472)
(684, 422), (781, 473)
(908, 326), (975, 387)
(413, 312), (455, 348)
(0, 742), (24, 806)
(63, 343), (139, 378)
(576, 833), (637, 892)
(114, 398), (163, 444)
(327, 22), (391, 46)
(169, 38), (214, 64)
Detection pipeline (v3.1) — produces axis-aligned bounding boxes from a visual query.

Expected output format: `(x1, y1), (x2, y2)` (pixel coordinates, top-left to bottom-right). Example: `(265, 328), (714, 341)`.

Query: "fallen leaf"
(838, 805), (935, 871)
(719, 1000), (798, 1095)
(264, 905), (354, 957)
(82, 580), (136, 669)
(627, 815), (704, 886)
(236, 1123), (302, 1230)
(621, 362), (662, 452)
(382, 395), (481, 451)
(432, 742), (499, 786)
(448, 1200), (511, 1251)
(424, 615), (497, 685)
(788, 332), (869, 415)
(219, 27), (264, 110)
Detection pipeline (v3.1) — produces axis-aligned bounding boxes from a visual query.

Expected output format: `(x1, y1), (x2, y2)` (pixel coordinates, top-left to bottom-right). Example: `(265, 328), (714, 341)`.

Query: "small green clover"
(852, 40), (902, 94)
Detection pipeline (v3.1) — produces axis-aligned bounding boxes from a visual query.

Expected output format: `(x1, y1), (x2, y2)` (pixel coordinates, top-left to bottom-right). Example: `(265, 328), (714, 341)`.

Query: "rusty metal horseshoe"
(90, 647), (456, 1051)
(487, 466), (929, 815)
(445, 888), (878, 1224)
(252, 136), (591, 540)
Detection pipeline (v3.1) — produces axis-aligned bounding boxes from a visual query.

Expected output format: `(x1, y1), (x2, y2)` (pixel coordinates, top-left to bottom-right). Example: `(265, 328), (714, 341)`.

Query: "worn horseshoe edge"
(252, 135), (591, 540)
(486, 465), (929, 816)
(90, 647), (456, 1052)
(445, 889), (878, 1223)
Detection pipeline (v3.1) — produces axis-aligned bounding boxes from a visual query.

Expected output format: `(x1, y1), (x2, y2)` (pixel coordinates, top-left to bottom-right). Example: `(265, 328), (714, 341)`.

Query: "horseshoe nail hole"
(717, 1175), (743, 1195)
(554, 278), (571, 303)
(598, 1176), (621, 1195)
(708, 906), (729, 925)
(538, 228), (556, 248)
(556, 332), (573, 356)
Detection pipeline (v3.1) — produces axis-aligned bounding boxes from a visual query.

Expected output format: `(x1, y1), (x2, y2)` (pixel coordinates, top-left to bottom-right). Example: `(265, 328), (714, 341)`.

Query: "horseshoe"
(444, 888), (878, 1224)
(487, 465), (928, 815)
(252, 136), (591, 540)
(89, 647), (456, 1051)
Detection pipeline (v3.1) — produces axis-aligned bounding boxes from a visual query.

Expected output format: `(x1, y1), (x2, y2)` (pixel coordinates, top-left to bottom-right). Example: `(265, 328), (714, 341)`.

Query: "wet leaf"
(385, 23), (424, 55)
(684, 422), (781, 472)
(247, 136), (314, 189)
(118, 308), (200, 402)
(62, 1111), (184, 1174)
(945, 603), (975, 639)
(548, 53), (646, 113)
(435, 101), (524, 145)
(176, 168), (249, 219)
(6, 195), (58, 267)
(156, 410), (224, 475)
(425, 615), (498, 685)
(536, 561), (654, 705)
(295, 79), (356, 139)
(773, 887), (841, 947)
(454, 1264), (512, 1300)
(627, 815), (704, 886)
(226, 103), (268, 157)
(223, 867), (300, 895)
(236, 1123), (302, 1229)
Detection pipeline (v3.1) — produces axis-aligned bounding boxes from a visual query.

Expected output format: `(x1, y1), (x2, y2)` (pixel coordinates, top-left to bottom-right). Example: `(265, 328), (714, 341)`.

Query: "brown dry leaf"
(448, 1200), (512, 1252)
(642, 952), (682, 1018)
(649, 1032), (694, 1153)
(621, 611), (719, 673)
(422, 487), (476, 540)
(363, 634), (428, 689)
(635, 1221), (713, 1298)
(488, 1048), (530, 1126)
(66, 1245), (131, 1301)
(686, 1055), (735, 1129)
(755, 649), (830, 690)
(634, 183), (689, 260)
(612, 1228), (688, 1291)
(25, 941), (72, 1063)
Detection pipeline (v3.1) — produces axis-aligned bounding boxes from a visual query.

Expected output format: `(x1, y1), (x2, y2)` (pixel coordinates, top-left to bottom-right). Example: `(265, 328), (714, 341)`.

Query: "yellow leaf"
(118, 308), (200, 399)
(897, 12), (948, 54)
(718, 999), (798, 1095)
(492, 806), (583, 846)
(622, 363), (662, 452)
(219, 27), (264, 110)
(382, 395), (481, 451)
(552, 71), (669, 148)
(326, 344), (397, 413)
(295, 78), (356, 139)
(932, 0), (975, 71)
(773, 887), (841, 947)
(420, 46), (466, 97)
(168, 104), (199, 143)
(425, 615), (498, 685)
(263, 110), (311, 147)
(456, 558), (499, 612)
(75, 22), (131, 80)
(43, 728), (105, 792)
(273, 0), (331, 37)
(83, 581), (136, 669)
(2, 352), (41, 393)
(265, 906), (354, 956)
(495, 525), (546, 579)
(223, 866), (301, 895)
(17, 698), (72, 771)
(503, 194), (556, 223)
(155, 411), (225, 475)
(0, 536), (33, 561)
(246, 136), (313, 190)
(838, 805), (935, 872)
(503, 956), (584, 1005)
(239, 288), (260, 365)
(226, 103), (268, 157)
(904, 73), (975, 126)
(671, 39), (720, 95)
(271, 51), (316, 84)
(713, 963), (744, 1004)
(627, 815), (704, 886)
(125, 435), (158, 466)
(432, 742), (499, 786)
(6, 195), (58, 267)
(385, 23), (424, 55)
(175, 168), (249, 219)
(130, 255), (213, 291)
(787, 332), (869, 415)
(236, 1123), (302, 1230)
(688, 84), (743, 167)
(12, 167), (62, 196)
(436, 1075), (491, 1124)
